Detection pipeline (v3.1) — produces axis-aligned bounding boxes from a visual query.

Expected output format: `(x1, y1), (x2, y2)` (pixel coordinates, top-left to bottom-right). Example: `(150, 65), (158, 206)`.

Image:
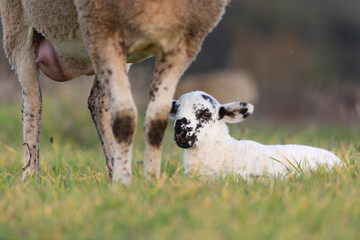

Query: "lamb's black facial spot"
(195, 108), (212, 122)
(174, 117), (197, 148)
(175, 118), (191, 134)
(201, 94), (216, 109)
(195, 122), (203, 131)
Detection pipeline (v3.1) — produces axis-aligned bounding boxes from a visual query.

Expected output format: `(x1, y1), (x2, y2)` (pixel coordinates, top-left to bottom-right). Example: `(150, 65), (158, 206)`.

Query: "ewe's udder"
(35, 38), (94, 82)
(36, 38), (70, 81)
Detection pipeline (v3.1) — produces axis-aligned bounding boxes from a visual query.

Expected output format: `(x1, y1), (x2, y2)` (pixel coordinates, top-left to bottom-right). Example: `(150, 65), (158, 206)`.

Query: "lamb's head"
(169, 91), (254, 149)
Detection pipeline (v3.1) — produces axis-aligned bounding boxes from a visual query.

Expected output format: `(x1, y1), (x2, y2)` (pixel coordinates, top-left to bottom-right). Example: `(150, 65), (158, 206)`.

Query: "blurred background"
(0, 0), (359, 125)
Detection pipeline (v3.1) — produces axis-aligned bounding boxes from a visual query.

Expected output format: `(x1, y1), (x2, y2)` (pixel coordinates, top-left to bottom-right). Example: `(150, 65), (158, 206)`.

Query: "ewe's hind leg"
(76, 8), (136, 184)
(91, 40), (136, 185)
(1, 0), (42, 180)
(19, 54), (42, 181)
(88, 76), (115, 178)
(144, 46), (197, 178)
(87, 65), (132, 179)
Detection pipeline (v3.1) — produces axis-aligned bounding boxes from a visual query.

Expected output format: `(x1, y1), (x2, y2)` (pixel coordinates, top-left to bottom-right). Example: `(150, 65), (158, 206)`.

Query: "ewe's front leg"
(19, 52), (42, 181)
(144, 48), (191, 178)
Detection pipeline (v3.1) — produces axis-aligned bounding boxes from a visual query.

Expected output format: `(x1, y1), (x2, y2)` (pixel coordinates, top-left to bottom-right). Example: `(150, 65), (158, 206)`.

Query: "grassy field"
(0, 93), (359, 240)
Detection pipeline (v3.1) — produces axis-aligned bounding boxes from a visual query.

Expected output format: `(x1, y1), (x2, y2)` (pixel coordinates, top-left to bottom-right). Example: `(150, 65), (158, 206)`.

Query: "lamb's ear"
(169, 100), (178, 120)
(218, 102), (254, 123)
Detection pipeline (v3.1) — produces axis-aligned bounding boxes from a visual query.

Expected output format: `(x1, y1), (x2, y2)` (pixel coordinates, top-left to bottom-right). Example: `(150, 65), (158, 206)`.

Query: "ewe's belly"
(25, 0), (184, 81)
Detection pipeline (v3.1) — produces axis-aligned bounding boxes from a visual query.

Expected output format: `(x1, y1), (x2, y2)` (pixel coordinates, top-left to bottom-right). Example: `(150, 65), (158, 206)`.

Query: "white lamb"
(169, 91), (342, 177)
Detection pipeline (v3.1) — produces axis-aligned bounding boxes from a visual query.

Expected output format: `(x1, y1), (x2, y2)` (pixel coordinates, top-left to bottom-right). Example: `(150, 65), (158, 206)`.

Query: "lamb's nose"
(175, 121), (187, 139)
(175, 130), (186, 139)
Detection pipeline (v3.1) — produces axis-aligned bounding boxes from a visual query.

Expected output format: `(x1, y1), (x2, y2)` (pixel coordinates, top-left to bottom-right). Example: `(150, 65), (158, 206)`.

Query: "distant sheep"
(169, 91), (342, 177)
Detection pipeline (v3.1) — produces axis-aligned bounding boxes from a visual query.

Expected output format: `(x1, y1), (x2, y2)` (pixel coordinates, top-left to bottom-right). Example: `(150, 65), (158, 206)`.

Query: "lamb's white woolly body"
(171, 91), (342, 177)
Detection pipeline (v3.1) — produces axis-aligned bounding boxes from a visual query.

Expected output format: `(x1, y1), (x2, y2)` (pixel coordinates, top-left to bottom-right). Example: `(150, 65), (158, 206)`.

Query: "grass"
(0, 93), (359, 240)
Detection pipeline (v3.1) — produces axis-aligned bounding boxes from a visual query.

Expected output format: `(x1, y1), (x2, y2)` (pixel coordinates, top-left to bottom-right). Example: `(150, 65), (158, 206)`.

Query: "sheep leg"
(76, 9), (137, 185)
(93, 40), (136, 185)
(1, 0), (42, 180)
(12, 41), (42, 181)
(92, 41), (136, 185)
(88, 76), (115, 179)
(87, 64), (132, 180)
(20, 57), (42, 181)
(144, 44), (200, 178)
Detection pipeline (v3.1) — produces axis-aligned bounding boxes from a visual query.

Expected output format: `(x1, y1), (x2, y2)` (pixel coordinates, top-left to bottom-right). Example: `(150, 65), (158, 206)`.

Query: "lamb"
(169, 91), (342, 177)
(0, 0), (229, 184)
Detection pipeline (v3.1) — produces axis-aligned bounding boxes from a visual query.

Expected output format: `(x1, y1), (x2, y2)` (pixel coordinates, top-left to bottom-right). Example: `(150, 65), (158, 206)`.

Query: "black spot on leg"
(147, 119), (168, 147)
(149, 90), (155, 101)
(107, 166), (113, 179)
(112, 116), (136, 144)
(107, 69), (112, 75)
(149, 82), (161, 101)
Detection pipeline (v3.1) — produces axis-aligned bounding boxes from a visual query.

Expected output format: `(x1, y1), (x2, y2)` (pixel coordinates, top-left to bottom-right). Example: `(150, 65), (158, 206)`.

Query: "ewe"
(0, 0), (229, 184)
(170, 91), (342, 177)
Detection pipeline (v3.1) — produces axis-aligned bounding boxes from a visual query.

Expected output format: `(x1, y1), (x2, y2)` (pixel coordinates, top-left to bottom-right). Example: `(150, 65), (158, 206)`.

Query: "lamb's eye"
(202, 112), (212, 119)
(195, 109), (212, 120)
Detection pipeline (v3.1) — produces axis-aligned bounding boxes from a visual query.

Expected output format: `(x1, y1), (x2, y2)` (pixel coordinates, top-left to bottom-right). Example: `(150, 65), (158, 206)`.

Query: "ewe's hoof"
(113, 173), (132, 186)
